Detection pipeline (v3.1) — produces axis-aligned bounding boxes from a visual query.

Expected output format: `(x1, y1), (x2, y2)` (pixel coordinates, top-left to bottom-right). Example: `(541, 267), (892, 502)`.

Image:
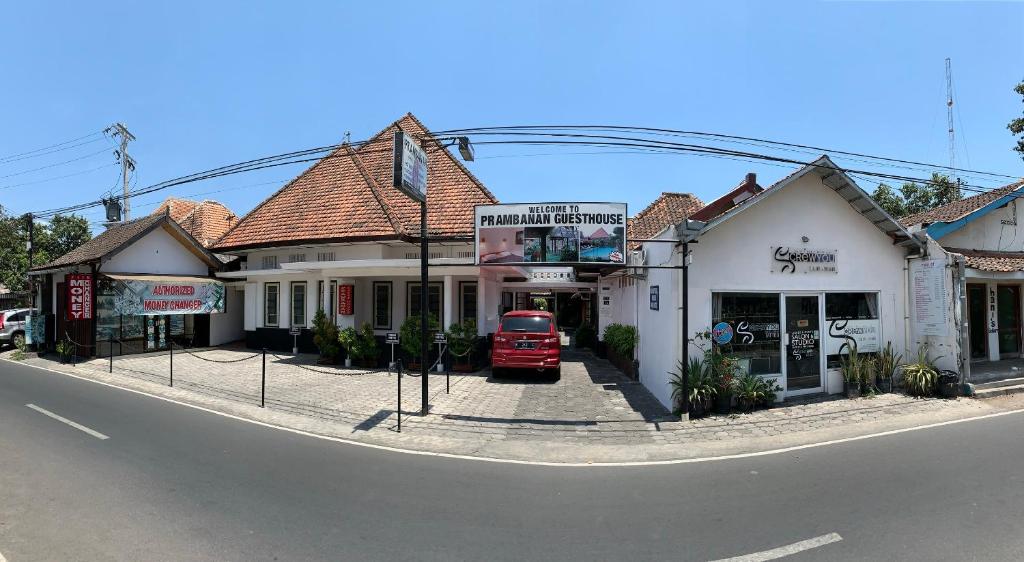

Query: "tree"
(0, 207), (91, 292)
(870, 173), (961, 219)
(1009, 79), (1024, 160)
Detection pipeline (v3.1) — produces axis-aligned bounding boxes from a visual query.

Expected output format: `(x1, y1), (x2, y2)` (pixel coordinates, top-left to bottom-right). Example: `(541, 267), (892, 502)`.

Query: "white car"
(0, 308), (34, 348)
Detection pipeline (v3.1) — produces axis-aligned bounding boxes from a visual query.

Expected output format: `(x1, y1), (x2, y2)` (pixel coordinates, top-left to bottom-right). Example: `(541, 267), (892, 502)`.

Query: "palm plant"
(877, 341), (902, 392)
(840, 343), (861, 398)
(670, 357), (715, 416)
(902, 344), (939, 396)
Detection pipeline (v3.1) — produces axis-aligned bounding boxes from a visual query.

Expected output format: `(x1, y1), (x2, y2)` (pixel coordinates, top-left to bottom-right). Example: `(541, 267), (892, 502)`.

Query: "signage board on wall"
(338, 284), (355, 315)
(392, 131), (428, 202)
(825, 319), (881, 355)
(66, 273), (93, 320)
(910, 258), (949, 337)
(771, 247), (838, 274)
(475, 203), (627, 265)
(111, 278), (225, 316)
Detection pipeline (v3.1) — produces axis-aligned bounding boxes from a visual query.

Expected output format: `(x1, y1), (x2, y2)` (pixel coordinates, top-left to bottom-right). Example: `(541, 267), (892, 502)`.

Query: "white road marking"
(26, 403), (109, 440)
(710, 532), (843, 561)
(0, 549), (7, 562)
(7, 358), (1024, 467)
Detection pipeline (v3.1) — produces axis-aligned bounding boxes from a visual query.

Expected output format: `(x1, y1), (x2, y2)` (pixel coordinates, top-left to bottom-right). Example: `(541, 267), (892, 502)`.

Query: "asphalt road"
(2, 359), (1024, 561)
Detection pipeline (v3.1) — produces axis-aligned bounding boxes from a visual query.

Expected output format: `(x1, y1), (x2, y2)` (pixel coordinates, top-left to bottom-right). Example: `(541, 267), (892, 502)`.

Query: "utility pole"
(945, 58), (956, 181)
(105, 123), (136, 221)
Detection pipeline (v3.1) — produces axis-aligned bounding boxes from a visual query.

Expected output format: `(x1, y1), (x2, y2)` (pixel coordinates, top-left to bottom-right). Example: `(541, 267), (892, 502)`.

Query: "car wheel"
(549, 367), (561, 382)
(491, 367), (503, 379)
(11, 331), (24, 349)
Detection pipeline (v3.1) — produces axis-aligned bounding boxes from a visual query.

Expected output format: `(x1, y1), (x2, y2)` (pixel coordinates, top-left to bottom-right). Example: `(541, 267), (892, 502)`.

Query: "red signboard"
(338, 284), (354, 316)
(66, 273), (93, 320)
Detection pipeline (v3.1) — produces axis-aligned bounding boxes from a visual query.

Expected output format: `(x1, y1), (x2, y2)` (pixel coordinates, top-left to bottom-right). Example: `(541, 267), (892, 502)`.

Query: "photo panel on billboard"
(475, 203), (627, 265)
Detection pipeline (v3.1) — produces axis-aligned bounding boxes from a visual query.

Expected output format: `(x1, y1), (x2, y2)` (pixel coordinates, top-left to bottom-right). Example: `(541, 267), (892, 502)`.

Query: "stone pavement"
(1, 345), (1005, 463)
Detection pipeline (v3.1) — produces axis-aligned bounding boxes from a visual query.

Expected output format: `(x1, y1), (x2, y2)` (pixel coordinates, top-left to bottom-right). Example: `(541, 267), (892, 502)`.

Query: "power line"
(0, 135), (108, 165)
(431, 125), (1020, 180)
(0, 147), (112, 180)
(0, 163), (117, 191)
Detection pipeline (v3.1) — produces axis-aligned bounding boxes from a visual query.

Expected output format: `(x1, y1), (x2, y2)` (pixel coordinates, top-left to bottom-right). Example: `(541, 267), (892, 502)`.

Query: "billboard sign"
(475, 203), (627, 265)
(66, 273), (93, 320)
(392, 131), (428, 202)
(111, 278), (225, 316)
(338, 284), (354, 316)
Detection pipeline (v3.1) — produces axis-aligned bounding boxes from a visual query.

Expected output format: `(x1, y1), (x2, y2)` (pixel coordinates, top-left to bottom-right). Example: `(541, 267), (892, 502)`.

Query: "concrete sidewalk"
(1, 346), (1000, 464)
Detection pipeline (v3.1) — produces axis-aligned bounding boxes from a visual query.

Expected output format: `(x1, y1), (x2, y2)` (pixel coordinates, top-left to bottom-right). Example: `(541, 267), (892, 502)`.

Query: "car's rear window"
(500, 316), (551, 333)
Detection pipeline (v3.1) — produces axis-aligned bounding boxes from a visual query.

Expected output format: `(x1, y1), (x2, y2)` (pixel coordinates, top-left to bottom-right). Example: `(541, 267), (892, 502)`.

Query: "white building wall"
(100, 228), (209, 276)
(939, 197), (1024, 252)
(210, 287), (245, 345)
(628, 173), (913, 410)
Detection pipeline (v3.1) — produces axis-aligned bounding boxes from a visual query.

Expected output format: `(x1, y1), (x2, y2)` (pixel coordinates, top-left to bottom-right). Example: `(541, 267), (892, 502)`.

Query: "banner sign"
(393, 131), (428, 202)
(771, 247), (838, 274)
(338, 284), (354, 315)
(112, 278), (225, 316)
(475, 203), (627, 265)
(825, 318), (881, 355)
(910, 258), (949, 337)
(66, 273), (93, 320)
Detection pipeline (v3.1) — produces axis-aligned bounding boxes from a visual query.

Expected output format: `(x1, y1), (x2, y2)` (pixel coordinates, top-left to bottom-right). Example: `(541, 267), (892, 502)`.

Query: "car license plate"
(514, 341), (536, 350)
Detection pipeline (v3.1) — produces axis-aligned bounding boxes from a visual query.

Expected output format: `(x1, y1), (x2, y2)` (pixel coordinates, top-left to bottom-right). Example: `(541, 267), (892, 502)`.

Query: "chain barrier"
(268, 352), (391, 376)
(171, 341), (261, 364)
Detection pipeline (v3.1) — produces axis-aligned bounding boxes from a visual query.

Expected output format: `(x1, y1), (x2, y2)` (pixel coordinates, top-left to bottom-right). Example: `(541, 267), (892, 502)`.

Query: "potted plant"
(708, 348), (736, 415)
(399, 314), (437, 370)
(669, 356), (714, 418)
(840, 343), (862, 398)
(355, 323), (380, 368)
(877, 341), (902, 394)
(311, 309), (340, 364)
(446, 319), (478, 372)
(902, 344), (940, 397)
(761, 377), (782, 408)
(859, 355), (878, 396)
(338, 326), (359, 367)
(735, 372), (766, 413)
(56, 339), (73, 364)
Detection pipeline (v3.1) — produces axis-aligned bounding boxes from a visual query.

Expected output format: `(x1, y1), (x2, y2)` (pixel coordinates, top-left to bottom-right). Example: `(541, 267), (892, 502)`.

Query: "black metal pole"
(681, 240), (689, 420)
(420, 200), (429, 415)
(261, 348), (266, 408)
(169, 341), (173, 387)
(26, 213), (33, 270)
(446, 345), (450, 394)
(109, 339), (113, 373)
(397, 360), (402, 433)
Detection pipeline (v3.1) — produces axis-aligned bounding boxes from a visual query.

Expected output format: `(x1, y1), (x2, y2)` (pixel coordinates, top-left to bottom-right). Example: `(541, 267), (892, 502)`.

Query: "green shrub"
(312, 309), (339, 359)
(602, 323), (638, 358)
(878, 341), (902, 381)
(399, 314), (438, 360)
(352, 323), (379, 363)
(446, 319), (477, 361)
(338, 326), (359, 359)
(669, 356), (715, 412)
(574, 323), (596, 349)
(902, 345), (939, 396)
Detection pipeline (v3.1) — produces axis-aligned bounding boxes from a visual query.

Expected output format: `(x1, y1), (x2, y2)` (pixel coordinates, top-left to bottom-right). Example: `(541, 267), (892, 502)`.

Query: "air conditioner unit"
(629, 249), (647, 278)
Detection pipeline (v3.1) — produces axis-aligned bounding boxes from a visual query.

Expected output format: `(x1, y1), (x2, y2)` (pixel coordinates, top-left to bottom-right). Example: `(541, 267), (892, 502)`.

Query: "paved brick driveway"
(5, 344), (995, 462)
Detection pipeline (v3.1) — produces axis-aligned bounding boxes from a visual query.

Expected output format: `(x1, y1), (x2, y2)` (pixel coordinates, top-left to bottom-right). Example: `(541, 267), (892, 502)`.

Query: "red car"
(491, 310), (561, 380)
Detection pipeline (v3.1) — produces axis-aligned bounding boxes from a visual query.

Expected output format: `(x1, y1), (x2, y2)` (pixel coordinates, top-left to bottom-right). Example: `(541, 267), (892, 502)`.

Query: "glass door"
(998, 285), (1021, 357)
(785, 295), (822, 393)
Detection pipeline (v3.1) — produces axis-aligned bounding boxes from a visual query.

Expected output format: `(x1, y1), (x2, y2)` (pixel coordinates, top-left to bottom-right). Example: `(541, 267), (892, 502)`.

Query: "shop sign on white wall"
(910, 258), (949, 337)
(771, 247), (838, 274)
(825, 319), (881, 355)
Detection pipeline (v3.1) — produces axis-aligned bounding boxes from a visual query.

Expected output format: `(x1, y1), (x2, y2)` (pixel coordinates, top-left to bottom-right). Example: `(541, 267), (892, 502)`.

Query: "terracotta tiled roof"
(900, 180), (1024, 227)
(212, 113), (498, 252)
(689, 173), (763, 222)
(627, 192), (703, 246)
(30, 214), (167, 270)
(946, 248), (1024, 273)
(153, 198), (239, 248)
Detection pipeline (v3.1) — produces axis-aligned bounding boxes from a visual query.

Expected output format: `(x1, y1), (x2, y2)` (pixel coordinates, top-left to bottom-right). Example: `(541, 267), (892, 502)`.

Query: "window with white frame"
(288, 253), (306, 263)
(460, 282), (477, 325)
(261, 255), (279, 270)
(407, 282), (442, 328)
(291, 282), (307, 327)
(316, 251), (336, 262)
(373, 281), (392, 330)
(264, 283), (280, 327)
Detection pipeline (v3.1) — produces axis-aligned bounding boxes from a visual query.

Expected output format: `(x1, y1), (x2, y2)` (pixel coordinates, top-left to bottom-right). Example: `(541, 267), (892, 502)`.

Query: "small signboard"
(433, 332), (447, 344)
(649, 285), (659, 310)
(289, 325), (302, 336)
(386, 332), (399, 345)
(338, 284), (354, 316)
(66, 273), (93, 320)
(393, 131), (428, 202)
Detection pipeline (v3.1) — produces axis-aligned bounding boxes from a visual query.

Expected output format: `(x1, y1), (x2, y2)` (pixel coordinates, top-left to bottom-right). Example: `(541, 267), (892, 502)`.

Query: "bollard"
(261, 348), (266, 408)
(169, 343), (174, 387)
(397, 360), (402, 433)
(109, 341), (113, 373)
(446, 347), (450, 394)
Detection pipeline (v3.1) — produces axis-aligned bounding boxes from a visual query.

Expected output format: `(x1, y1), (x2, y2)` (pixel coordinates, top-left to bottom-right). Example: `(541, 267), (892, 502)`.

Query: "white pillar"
(443, 275), (454, 330)
(987, 282), (1000, 362)
(477, 276), (486, 336)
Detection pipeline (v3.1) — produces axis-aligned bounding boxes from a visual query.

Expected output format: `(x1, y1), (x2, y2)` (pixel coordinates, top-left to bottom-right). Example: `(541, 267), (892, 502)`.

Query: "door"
(967, 284), (987, 359)
(785, 295), (822, 393)
(997, 285), (1021, 357)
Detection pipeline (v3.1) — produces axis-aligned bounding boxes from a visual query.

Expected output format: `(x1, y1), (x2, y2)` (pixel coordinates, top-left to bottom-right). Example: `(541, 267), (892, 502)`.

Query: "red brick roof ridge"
(345, 143), (406, 238)
(397, 112), (499, 205)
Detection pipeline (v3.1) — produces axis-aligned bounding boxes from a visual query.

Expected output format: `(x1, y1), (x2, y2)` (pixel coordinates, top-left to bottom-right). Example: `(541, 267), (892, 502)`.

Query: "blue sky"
(2, 1), (1022, 229)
